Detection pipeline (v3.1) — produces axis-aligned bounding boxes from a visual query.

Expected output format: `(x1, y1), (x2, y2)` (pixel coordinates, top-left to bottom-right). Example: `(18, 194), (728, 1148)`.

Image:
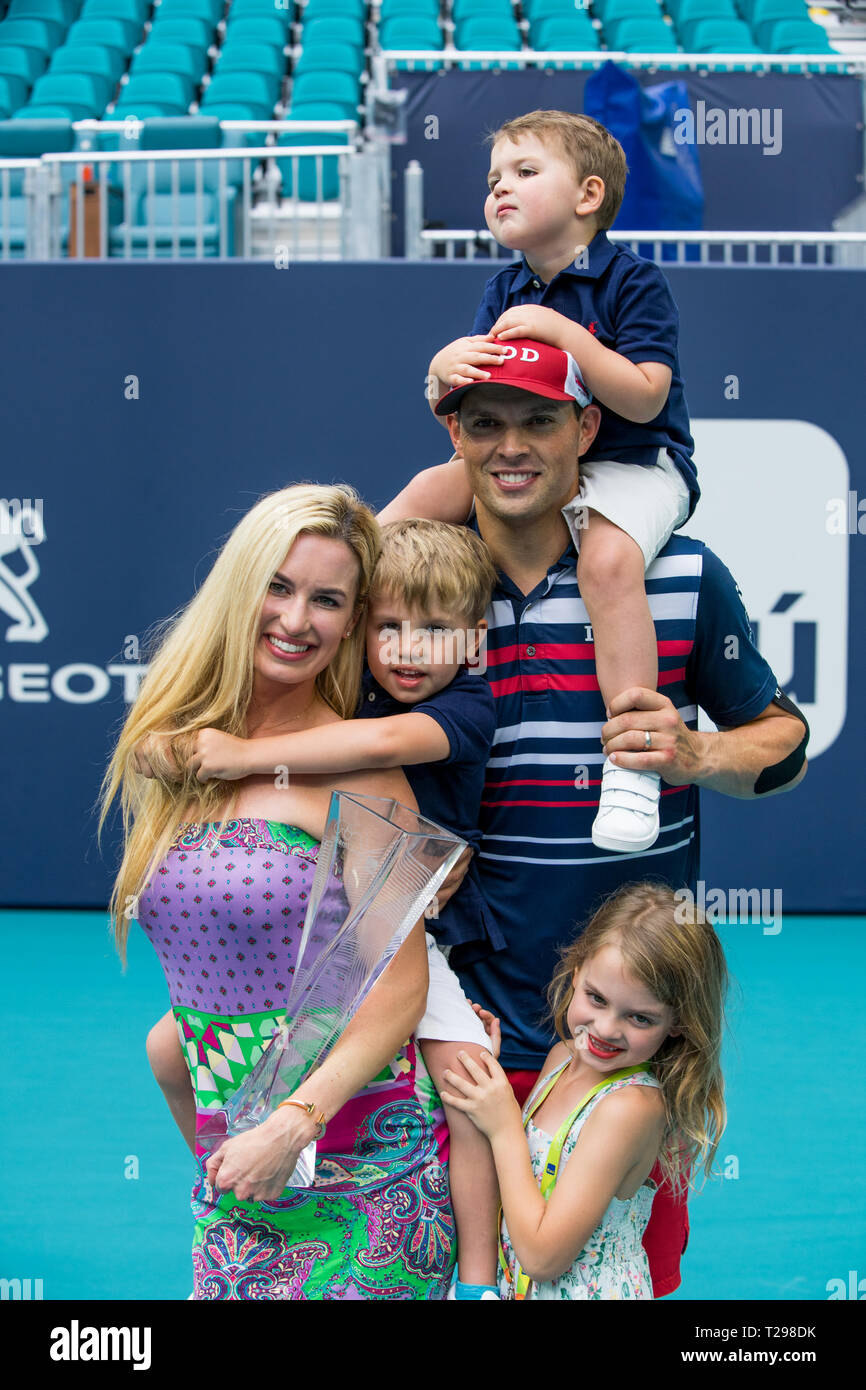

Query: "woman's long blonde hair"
(99, 483), (381, 960)
(547, 881), (728, 1197)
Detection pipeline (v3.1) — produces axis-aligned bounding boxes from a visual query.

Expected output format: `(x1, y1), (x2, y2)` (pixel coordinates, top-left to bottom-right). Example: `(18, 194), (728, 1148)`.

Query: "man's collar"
(468, 513), (577, 595)
(511, 231), (616, 289)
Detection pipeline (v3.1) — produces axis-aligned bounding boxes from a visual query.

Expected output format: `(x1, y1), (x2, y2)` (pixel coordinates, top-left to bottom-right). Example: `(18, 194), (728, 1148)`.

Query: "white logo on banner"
(0, 501), (47, 643)
(689, 420), (848, 759)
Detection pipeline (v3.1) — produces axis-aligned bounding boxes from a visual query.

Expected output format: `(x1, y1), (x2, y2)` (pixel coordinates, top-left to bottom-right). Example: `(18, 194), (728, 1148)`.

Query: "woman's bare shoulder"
(321, 763), (417, 811)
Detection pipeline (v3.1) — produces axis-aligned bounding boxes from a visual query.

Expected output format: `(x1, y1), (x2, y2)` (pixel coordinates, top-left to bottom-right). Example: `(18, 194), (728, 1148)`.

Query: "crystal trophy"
(197, 791), (467, 1188)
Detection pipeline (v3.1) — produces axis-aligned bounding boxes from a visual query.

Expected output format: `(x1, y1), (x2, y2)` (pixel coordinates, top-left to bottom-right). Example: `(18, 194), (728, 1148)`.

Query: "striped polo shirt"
(455, 530), (778, 1068)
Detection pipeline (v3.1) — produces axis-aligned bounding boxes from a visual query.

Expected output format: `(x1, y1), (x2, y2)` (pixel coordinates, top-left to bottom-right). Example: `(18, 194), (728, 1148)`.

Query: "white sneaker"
(592, 758), (660, 853)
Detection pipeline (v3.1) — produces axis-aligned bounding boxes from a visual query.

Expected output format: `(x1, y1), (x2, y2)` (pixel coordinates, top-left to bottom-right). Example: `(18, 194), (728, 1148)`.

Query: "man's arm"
(601, 687), (808, 800)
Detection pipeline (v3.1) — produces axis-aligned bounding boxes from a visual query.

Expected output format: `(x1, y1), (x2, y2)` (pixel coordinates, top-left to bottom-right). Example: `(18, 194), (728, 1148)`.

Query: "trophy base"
(196, 1111), (317, 1190)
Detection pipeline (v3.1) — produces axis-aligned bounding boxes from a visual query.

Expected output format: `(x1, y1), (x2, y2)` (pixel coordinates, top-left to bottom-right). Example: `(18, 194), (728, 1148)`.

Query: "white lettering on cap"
(519, 348), (539, 362)
(499, 345), (518, 359)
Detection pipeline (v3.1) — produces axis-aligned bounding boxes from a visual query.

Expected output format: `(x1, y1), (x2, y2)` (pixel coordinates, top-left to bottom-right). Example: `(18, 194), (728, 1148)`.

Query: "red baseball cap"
(434, 337), (592, 415)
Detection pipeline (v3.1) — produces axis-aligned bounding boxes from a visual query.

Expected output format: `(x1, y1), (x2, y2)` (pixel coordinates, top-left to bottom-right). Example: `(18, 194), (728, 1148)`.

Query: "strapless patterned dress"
(137, 818), (455, 1300)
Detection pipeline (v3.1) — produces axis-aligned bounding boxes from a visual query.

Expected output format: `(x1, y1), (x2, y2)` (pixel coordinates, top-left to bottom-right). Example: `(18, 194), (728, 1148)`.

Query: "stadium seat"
(609, 16), (679, 48)
(452, 0), (513, 17)
(303, 0), (364, 18)
(0, 41), (47, 85)
(151, 0), (222, 23)
(111, 101), (171, 117)
(0, 72), (28, 113)
(302, 17), (364, 50)
(290, 69), (359, 113)
(50, 40), (126, 83)
(668, 0), (737, 30)
(531, 17), (600, 48)
(148, 17), (214, 52)
(0, 112), (73, 148)
(116, 71), (195, 112)
(216, 40), (286, 83)
(761, 17), (836, 50)
(293, 40), (364, 77)
(687, 17), (760, 50)
(277, 123), (349, 199)
(131, 41), (208, 85)
(64, 16), (141, 53)
(224, 16), (288, 50)
(0, 16), (66, 53)
(379, 17), (442, 48)
(287, 98), (357, 122)
(7, 0), (78, 24)
(109, 188), (237, 257)
(24, 69), (111, 115)
(79, 0), (149, 23)
(455, 19), (522, 48)
(597, 0), (663, 26)
(227, 0), (292, 19)
(201, 70), (279, 115)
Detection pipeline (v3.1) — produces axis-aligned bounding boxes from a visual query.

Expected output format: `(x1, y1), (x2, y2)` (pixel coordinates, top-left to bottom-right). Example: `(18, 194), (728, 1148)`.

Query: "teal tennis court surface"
(2, 909), (863, 1302)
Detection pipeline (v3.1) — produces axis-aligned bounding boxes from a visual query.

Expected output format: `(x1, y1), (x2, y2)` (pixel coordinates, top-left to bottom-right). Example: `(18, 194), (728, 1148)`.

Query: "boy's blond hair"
(373, 519), (497, 626)
(487, 110), (628, 230)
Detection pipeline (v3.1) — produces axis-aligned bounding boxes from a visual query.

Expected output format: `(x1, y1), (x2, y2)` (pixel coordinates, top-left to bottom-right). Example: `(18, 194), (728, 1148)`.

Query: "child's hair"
(547, 881), (728, 1197)
(486, 110), (628, 230)
(372, 519), (498, 626)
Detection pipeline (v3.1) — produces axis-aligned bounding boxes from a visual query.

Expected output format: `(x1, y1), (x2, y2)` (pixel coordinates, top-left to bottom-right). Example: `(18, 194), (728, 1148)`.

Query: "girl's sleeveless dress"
(137, 818), (455, 1300)
(498, 1062), (660, 1301)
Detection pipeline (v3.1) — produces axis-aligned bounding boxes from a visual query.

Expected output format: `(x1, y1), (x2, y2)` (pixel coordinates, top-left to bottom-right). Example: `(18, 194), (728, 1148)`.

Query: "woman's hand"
(204, 1105), (317, 1203)
(469, 1001), (501, 1059)
(440, 1049), (521, 1141)
(188, 728), (252, 783)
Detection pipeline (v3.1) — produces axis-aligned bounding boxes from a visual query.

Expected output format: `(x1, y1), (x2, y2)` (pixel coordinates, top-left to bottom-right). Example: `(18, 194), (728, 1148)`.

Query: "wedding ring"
(644, 730), (652, 750)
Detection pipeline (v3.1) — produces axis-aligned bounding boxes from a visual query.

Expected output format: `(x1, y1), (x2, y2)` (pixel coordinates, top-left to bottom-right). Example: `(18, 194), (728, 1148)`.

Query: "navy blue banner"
(0, 262), (863, 910)
(389, 69), (863, 253)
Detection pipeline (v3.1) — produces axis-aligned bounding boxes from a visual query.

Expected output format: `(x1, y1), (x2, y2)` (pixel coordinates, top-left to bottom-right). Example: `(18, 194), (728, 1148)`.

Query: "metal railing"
(379, 47), (865, 75)
(410, 224), (866, 266)
(0, 120), (392, 261)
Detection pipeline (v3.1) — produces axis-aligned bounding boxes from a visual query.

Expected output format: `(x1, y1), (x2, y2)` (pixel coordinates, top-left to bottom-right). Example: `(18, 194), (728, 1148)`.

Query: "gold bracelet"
(277, 1098), (326, 1138)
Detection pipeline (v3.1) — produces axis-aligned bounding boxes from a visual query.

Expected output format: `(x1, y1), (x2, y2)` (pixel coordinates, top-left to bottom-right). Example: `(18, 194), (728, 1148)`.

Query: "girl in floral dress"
(440, 882), (727, 1300)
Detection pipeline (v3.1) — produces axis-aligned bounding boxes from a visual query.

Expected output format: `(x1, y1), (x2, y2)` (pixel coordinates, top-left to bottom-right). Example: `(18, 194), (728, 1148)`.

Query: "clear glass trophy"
(197, 791), (467, 1188)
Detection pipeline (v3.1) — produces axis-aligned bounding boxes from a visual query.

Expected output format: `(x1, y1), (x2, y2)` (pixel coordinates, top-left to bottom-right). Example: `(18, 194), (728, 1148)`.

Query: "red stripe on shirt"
(488, 667), (686, 697)
(485, 639), (693, 667)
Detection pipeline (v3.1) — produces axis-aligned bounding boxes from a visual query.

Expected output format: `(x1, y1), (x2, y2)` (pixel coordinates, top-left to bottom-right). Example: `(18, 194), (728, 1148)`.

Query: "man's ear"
(446, 411), (462, 453)
(577, 403), (602, 457)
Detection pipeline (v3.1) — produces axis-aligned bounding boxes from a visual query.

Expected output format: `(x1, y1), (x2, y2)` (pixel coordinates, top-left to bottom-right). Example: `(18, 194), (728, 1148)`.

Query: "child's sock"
(449, 1278), (500, 1301)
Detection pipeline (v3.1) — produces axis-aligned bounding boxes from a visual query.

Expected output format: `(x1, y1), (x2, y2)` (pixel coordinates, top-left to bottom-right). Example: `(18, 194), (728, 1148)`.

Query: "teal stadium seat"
(80, 0), (149, 23)
(762, 17), (835, 50)
(8, 0), (78, 24)
(0, 17), (65, 55)
(288, 99), (356, 121)
(50, 40), (125, 82)
(224, 16), (288, 50)
(531, 18), (600, 48)
(290, 69), (359, 114)
(598, 0), (663, 26)
(0, 41), (47, 86)
(22, 69), (110, 114)
(148, 17), (214, 52)
(227, 0), (291, 20)
(149, 0), (222, 25)
(379, 18), (442, 47)
(111, 101), (171, 116)
(110, 188), (236, 256)
(65, 16), (141, 52)
(304, 0), (363, 17)
(609, 17), (680, 48)
(277, 124), (348, 200)
(452, 0), (513, 16)
(293, 40), (364, 77)
(302, 16), (364, 49)
(0, 115), (74, 256)
(217, 40), (286, 83)
(687, 17), (760, 49)
(456, 19), (522, 47)
(131, 41), (207, 84)
(116, 71), (194, 112)
(0, 73), (29, 112)
(201, 70), (279, 116)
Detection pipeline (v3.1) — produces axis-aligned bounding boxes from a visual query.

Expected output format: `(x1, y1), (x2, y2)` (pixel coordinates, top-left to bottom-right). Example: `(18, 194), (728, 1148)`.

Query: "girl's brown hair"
(548, 881), (728, 1197)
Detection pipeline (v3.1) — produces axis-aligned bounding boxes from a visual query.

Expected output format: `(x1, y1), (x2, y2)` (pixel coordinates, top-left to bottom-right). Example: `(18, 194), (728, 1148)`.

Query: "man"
(382, 339), (809, 1296)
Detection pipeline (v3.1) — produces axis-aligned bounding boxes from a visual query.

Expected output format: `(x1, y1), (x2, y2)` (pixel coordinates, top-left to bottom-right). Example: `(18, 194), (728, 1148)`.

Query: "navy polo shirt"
(458, 527), (779, 1068)
(471, 232), (698, 517)
(356, 665), (505, 962)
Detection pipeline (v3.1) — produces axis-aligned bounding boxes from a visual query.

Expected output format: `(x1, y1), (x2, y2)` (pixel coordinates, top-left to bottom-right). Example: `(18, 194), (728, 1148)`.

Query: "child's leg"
(576, 510), (658, 708)
(146, 1009), (197, 1155)
(420, 1038), (501, 1289)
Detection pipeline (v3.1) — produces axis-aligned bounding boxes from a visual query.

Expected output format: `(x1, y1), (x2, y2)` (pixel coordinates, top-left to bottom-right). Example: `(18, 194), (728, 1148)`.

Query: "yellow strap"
(500, 1062), (652, 1299)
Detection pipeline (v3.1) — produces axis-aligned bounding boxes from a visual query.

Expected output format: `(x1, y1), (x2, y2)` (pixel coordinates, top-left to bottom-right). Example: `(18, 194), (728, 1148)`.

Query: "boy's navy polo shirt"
(471, 232), (698, 517)
(460, 525), (781, 1069)
(356, 664), (505, 963)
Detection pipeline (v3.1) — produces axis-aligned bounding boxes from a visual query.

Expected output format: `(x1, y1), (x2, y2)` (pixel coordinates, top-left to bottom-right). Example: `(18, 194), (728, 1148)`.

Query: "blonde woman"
(101, 483), (455, 1300)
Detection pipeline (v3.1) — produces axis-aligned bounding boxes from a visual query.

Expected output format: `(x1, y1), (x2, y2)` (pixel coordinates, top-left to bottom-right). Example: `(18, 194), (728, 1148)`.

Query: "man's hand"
(430, 335), (507, 392)
(188, 728), (252, 783)
(488, 305), (575, 351)
(601, 687), (703, 786)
